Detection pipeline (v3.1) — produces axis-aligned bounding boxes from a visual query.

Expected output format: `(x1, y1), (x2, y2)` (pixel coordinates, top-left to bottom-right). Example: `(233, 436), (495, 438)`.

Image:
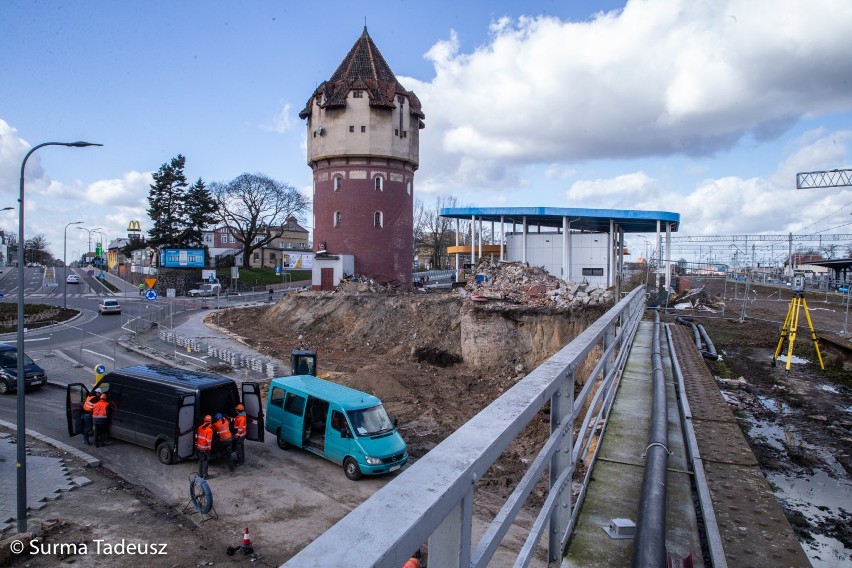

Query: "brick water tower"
(300, 27), (425, 288)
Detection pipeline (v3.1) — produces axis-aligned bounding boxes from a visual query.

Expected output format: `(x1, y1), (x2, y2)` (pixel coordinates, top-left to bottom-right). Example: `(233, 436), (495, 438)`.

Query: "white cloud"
(263, 102), (294, 133)
(408, 0), (852, 190)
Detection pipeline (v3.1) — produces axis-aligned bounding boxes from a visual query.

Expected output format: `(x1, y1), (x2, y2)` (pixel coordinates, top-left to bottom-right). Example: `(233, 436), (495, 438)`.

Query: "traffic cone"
(241, 527), (254, 554)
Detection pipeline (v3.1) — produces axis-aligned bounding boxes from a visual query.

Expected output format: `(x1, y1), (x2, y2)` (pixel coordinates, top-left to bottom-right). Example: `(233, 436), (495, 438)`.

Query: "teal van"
(265, 375), (408, 480)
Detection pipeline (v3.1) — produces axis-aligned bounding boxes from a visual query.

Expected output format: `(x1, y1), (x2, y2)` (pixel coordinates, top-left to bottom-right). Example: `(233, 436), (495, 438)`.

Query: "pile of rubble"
(458, 260), (614, 310)
(336, 274), (399, 294)
(668, 286), (726, 312)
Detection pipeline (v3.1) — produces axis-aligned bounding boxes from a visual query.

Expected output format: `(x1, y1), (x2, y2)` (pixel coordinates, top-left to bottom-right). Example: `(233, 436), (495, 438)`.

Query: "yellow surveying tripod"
(771, 276), (824, 372)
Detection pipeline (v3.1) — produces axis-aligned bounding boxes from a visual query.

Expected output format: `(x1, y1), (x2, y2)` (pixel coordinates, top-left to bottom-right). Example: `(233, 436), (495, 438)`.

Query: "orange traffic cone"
(242, 528), (251, 548)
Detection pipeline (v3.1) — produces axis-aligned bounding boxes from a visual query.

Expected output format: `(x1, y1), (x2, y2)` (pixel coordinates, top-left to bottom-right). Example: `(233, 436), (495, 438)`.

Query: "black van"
(65, 364), (264, 464)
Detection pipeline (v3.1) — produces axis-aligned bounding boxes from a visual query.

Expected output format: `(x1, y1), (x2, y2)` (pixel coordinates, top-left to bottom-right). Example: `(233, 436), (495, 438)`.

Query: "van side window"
(0, 352), (15, 368)
(330, 410), (346, 432)
(270, 386), (286, 408)
(284, 392), (306, 416)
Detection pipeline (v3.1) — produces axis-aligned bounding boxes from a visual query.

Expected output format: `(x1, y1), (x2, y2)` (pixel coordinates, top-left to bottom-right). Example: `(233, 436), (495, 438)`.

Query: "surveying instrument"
(771, 275), (824, 372)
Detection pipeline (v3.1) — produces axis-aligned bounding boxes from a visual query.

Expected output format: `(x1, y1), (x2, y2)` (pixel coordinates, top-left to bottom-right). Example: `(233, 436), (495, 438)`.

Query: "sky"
(2, 0), (852, 267)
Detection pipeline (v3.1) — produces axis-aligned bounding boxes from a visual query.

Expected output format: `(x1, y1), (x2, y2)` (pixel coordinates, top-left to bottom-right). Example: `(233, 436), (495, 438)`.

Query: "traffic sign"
(144, 277), (157, 289)
(87, 269), (94, 277)
(94, 364), (106, 374)
(145, 289), (158, 301)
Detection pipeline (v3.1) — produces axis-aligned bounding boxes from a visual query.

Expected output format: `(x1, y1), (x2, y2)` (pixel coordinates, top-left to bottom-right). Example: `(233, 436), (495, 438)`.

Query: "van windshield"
(347, 405), (393, 437)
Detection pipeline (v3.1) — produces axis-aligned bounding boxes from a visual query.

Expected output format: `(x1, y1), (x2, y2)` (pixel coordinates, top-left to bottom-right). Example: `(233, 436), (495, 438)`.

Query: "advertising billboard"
(159, 248), (206, 268)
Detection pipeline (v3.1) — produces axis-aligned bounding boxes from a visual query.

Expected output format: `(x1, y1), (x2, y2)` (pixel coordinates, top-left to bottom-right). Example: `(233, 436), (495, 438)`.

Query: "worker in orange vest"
(195, 415), (214, 479)
(92, 394), (110, 447)
(402, 550), (422, 568)
(212, 413), (235, 472)
(81, 388), (101, 446)
(233, 404), (247, 466)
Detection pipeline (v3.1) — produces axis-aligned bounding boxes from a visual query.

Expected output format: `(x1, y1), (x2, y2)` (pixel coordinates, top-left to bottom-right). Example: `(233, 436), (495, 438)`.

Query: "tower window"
(353, 91), (363, 98)
(403, 131), (407, 138)
(334, 211), (342, 227)
(395, 128), (399, 136)
(374, 176), (383, 191)
(374, 211), (383, 228)
(334, 177), (342, 191)
(407, 181), (412, 195)
(349, 125), (354, 133)
(361, 125), (366, 133)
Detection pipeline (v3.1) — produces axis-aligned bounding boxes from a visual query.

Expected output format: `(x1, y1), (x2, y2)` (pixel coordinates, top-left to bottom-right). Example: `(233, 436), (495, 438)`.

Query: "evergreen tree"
(147, 155), (188, 248)
(182, 178), (218, 248)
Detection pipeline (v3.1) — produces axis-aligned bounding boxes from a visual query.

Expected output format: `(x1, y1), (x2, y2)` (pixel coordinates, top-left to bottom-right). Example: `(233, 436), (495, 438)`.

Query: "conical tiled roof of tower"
(300, 27), (424, 121)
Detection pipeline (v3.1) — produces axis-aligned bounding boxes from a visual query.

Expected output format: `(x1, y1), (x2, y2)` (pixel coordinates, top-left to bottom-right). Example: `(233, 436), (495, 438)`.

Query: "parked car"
(98, 299), (121, 315)
(66, 273), (80, 284)
(0, 344), (48, 394)
(188, 283), (222, 297)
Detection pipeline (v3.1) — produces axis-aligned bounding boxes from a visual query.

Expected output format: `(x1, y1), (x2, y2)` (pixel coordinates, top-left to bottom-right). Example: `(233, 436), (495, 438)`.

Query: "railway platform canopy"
(440, 206), (680, 290)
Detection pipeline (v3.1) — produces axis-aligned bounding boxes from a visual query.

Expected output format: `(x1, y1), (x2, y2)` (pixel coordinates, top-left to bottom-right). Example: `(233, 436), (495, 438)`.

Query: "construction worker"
(81, 388), (101, 446)
(212, 412), (235, 472)
(402, 550), (422, 568)
(233, 404), (247, 466)
(92, 393), (110, 447)
(195, 415), (213, 479)
(138, 282), (145, 295)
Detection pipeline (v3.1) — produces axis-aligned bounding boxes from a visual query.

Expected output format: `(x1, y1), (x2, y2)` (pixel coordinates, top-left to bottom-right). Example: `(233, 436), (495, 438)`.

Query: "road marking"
(82, 349), (114, 362)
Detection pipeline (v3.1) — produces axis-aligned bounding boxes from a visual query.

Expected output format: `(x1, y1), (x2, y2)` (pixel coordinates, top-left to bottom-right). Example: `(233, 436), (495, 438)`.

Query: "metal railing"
(284, 286), (647, 567)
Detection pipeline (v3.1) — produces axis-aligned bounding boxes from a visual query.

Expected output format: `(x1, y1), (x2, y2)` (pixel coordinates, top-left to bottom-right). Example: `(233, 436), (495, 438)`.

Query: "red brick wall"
(313, 160), (414, 286)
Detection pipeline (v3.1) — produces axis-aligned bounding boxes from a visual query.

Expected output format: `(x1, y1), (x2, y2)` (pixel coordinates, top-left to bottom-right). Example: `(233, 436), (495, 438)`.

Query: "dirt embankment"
(211, 288), (604, 467)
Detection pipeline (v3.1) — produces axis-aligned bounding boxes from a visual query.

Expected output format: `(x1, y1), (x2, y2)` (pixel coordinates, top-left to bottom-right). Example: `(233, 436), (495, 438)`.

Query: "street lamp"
(64, 221), (84, 308)
(17, 141), (101, 534)
(77, 226), (102, 265)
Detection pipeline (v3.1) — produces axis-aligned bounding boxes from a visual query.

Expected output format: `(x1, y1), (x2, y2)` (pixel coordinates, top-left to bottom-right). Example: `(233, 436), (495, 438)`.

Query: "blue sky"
(2, 0), (852, 266)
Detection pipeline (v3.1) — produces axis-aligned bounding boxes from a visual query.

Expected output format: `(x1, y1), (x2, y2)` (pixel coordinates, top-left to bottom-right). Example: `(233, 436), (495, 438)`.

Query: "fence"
(284, 285), (647, 567)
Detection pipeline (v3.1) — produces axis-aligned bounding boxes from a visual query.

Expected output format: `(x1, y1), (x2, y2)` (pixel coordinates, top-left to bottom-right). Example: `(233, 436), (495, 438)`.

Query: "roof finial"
(364, 17), (367, 34)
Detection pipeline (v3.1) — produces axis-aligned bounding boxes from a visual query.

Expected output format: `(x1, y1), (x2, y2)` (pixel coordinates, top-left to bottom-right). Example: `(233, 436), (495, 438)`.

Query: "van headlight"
(365, 456), (382, 465)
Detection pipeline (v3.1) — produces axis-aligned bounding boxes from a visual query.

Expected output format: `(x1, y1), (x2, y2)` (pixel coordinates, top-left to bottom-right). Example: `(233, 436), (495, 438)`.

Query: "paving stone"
(71, 476), (92, 487)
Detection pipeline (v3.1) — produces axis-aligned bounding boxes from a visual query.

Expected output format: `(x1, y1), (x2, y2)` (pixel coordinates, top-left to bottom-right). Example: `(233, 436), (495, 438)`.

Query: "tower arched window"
(334, 211), (342, 227)
(406, 181), (412, 195)
(374, 211), (383, 228)
(374, 176), (383, 191)
(334, 177), (342, 191)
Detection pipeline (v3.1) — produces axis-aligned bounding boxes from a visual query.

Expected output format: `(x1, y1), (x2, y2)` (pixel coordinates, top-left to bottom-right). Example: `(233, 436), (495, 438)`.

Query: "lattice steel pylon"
(796, 168), (852, 189)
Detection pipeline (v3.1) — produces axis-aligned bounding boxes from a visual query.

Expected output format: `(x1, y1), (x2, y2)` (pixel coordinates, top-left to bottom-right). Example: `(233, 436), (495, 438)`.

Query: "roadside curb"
(0, 418), (101, 468)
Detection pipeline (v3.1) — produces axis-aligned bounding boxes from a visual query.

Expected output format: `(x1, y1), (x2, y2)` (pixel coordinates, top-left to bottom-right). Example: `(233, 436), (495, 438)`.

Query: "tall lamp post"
(64, 221), (84, 308)
(94, 230), (108, 272)
(77, 226), (102, 266)
(17, 141), (101, 534)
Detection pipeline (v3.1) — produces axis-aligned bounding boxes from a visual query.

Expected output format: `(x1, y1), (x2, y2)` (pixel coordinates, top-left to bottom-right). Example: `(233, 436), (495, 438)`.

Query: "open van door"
(66, 383), (89, 437)
(175, 394), (197, 461)
(241, 382), (265, 442)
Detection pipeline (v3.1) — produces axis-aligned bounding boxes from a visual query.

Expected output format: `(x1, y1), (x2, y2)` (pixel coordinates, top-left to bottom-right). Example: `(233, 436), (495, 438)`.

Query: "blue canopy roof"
(439, 207), (679, 234)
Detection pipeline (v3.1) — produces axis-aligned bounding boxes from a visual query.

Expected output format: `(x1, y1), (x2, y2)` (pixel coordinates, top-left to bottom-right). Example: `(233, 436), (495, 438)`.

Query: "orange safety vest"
(402, 559), (420, 568)
(213, 418), (232, 441)
(233, 414), (247, 439)
(195, 424), (213, 451)
(83, 395), (98, 413)
(92, 400), (109, 418)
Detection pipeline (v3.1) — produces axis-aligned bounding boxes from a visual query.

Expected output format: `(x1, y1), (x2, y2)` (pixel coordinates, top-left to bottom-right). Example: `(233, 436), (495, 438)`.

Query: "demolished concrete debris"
(459, 260), (614, 310)
(668, 286), (726, 312)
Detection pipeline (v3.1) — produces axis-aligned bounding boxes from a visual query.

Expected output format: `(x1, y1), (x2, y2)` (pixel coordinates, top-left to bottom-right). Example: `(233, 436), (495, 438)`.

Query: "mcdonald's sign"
(127, 220), (142, 235)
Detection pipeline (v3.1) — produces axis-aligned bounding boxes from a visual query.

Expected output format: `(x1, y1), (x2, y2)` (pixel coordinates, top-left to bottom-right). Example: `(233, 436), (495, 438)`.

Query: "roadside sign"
(87, 269), (94, 277)
(145, 289), (158, 301)
(144, 277), (157, 289)
(166, 288), (176, 298)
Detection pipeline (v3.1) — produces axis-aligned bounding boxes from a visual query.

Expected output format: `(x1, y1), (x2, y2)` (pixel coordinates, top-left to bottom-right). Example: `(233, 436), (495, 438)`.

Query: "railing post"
(428, 488), (473, 568)
(549, 365), (575, 562)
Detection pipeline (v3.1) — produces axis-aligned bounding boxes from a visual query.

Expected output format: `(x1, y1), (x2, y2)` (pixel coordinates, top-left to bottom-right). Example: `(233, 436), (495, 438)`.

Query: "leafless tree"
(210, 173), (310, 269)
(414, 196), (462, 270)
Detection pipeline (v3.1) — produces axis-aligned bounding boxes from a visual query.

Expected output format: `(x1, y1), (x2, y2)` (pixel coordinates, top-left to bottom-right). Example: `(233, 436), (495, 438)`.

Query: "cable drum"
(190, 476), (213, 514)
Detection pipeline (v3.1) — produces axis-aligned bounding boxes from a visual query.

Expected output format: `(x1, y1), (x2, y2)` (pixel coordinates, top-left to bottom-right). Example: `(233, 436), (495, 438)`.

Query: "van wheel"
(276, 430), (289, 450)
(0, 380), (9, 395)
(156, 442), (174, 465)
(344, 457), (362, 481)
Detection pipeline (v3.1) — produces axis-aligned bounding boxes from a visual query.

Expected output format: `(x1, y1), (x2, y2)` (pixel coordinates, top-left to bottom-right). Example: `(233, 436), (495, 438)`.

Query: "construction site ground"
(2, 271), (850, 566)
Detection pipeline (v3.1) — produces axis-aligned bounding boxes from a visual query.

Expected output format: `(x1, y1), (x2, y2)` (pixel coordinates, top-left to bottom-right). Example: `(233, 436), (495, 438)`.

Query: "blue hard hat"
(215, 413), (223, 420)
